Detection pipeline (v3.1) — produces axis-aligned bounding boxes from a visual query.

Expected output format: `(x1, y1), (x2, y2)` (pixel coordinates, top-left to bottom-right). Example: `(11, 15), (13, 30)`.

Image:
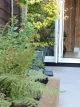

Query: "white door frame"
(58, 0), (80, 63)
(44, 0), (80, 63)
(44, 0), (62, 63)
(58, 0), (64, 61)
(44, 20), (59, 63)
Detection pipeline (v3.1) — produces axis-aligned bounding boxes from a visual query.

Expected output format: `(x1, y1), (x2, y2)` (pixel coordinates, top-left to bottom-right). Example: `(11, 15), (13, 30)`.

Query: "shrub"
(0, 18), (47, 107)
(0, 18), (35, 74)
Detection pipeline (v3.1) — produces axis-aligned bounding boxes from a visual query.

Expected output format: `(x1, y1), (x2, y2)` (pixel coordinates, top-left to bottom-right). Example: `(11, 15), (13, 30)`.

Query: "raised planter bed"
(39, 77), (60, 107)
(10, 77), (60, 107)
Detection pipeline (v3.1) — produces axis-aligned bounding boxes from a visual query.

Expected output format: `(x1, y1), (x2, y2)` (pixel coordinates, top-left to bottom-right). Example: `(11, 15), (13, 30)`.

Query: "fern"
(0, 100), (11, 107)
(0, 72), (46, 105)
(0, 19), (47, 107)
(29, 69), (47, 81)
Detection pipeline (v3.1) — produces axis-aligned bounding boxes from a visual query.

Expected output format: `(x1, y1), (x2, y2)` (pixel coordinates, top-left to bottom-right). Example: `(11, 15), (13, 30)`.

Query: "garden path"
(45, 66), (80, 107)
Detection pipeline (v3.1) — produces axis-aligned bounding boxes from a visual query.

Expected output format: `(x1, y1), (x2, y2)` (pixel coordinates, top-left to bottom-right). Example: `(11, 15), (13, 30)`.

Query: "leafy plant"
(16, 0), (59, 47)
(0, 0), (59, 105)
(0, 18), (35, 74)
(0, 71), (47, 107)
(0, 18), (48, 107)
(0, 100), (11, 107)
(27, 0), (59, 47)
(16, 0), (27, 7)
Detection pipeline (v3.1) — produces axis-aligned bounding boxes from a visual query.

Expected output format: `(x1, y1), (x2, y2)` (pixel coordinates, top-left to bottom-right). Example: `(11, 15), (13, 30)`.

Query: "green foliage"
(0, 48), (35, 74)
(29, 70), (47, 81)
(0, 18), (35, 74)
(0, 72), (46, 107)
(33, 51), (44, 69)
(16, 0), (59, 47)
(0, 19), (47, 107)
(0, 0), (59, 105)
(28, 0), (59, 29)
(27, 0), (59, 47)
(0, 72), (45, 100)
(0, 100), (11, 107)
(16, 0), (27, 7)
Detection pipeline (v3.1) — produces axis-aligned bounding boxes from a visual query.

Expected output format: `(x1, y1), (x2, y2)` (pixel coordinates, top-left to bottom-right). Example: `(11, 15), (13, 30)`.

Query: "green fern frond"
(0, 99), (11, 107)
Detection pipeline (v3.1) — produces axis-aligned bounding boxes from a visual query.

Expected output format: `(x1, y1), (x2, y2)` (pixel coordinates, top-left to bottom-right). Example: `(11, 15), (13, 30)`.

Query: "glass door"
(44, 0), (61, 63)
(44, 21), (59, 63)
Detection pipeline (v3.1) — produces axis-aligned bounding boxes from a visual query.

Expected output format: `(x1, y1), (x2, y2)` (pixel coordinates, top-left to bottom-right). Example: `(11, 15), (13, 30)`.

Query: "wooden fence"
(0, 0), (21, 26)
(0, 0), (10, 25)
(64, 0), (80, 51)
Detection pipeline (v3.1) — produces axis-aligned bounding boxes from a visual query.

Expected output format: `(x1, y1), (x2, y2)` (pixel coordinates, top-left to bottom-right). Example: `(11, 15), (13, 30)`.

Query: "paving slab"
(45, 66), (80, 107)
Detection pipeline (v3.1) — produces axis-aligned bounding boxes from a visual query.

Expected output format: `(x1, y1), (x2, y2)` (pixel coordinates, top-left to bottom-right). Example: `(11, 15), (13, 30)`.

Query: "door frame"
(44, 0), (80, 63)
(44, 20), (59, 63)
(58, 0), (80, 63)
(44, 0), (62, 63)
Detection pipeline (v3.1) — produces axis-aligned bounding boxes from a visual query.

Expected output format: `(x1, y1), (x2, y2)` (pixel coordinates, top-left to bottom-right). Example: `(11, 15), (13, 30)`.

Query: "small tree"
(15, 0), (59, 47)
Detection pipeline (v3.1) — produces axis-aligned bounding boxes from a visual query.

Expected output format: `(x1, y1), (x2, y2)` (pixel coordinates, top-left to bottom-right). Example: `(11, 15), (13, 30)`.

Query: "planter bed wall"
(39, 78), (60, 107)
